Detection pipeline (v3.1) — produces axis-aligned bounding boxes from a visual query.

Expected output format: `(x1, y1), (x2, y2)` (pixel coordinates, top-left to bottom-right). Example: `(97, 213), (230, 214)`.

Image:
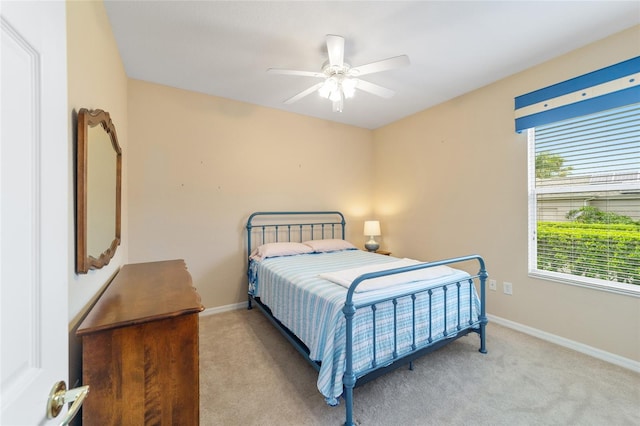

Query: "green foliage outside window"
(535, 152), (573, 179)
(565, 206), (639, 225)
(537, 221), (640, 285)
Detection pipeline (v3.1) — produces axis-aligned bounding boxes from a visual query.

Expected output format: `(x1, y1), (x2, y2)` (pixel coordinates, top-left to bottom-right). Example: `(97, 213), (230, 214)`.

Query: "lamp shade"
(363, 220), (381, 236)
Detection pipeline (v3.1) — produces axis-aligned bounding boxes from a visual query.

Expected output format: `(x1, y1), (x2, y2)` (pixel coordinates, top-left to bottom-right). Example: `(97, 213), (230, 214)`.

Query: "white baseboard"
(200, 302), (246, 317)
(487, 314), (640, 374)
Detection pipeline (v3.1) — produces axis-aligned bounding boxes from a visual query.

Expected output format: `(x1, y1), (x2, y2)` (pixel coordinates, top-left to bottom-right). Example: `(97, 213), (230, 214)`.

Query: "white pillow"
(249, 242), (313, 261)
(303, 239), (357, 253)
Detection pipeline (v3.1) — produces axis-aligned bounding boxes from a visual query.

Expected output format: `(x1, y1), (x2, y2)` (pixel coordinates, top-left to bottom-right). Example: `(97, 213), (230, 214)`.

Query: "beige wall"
(373, 25), (640, 362)
(127, 80), (374, 308)
(66, 0), (129, 387)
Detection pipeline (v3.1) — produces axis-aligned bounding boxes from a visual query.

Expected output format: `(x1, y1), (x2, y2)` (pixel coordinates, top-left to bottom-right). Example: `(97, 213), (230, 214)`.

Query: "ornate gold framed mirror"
(76, 108), (122, 274)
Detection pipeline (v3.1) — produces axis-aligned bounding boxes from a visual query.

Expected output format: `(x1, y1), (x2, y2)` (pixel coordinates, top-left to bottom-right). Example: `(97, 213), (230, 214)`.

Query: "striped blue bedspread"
(249, 249), (481, 404)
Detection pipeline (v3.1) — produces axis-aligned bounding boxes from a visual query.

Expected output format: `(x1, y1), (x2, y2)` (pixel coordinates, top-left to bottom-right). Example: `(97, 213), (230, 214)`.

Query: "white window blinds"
(529, 103), (640, 290)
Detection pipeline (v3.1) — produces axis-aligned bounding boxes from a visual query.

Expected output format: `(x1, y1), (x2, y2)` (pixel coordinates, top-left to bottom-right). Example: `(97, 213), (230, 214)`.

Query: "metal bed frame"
(246, 211), (488, 426)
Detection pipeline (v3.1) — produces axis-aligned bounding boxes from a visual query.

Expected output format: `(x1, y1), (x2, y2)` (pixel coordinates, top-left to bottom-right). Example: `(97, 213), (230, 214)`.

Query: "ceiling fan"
(268, 35), (410, 113)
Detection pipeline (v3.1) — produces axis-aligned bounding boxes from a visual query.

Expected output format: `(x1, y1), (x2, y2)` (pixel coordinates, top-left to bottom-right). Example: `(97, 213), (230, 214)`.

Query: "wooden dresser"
(76, 259), (204, 425)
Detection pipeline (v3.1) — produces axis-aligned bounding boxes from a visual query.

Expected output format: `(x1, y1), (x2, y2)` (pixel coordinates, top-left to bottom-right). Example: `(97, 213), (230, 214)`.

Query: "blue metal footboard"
(245, 212), (487, 426)
(341, 254), (488, 426)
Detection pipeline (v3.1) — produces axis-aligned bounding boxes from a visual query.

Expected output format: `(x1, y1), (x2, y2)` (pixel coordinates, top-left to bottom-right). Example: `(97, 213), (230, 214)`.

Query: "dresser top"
(77, 259), (203, 336)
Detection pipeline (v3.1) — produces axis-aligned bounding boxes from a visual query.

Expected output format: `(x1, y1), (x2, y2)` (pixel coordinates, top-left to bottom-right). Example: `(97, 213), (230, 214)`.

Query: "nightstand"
(375, 250), (391, 256)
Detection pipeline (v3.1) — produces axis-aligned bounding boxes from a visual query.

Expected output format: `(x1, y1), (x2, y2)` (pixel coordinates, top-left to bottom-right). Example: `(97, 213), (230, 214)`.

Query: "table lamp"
(363, 220), (381, 252)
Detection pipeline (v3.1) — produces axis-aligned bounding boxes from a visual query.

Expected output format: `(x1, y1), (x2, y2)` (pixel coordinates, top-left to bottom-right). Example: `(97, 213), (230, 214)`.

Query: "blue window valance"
(514, 56), (640, 132)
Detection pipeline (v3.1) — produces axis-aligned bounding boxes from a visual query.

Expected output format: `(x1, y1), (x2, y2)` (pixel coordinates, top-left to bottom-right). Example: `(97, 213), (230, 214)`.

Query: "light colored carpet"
(199, 309), (639, 425)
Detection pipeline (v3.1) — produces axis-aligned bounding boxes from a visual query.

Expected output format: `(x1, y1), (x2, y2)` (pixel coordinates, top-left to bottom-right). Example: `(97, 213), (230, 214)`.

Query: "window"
(527, 103), (640, 294)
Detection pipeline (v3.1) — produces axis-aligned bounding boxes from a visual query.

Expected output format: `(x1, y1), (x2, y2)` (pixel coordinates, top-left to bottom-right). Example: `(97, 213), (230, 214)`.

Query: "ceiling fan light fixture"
(319, 76), (338, 99)
(342, 77), (357, 99)
(318, 85), (330, 99)
(318, 75), (355, 107)
(329, 87), (342, 102)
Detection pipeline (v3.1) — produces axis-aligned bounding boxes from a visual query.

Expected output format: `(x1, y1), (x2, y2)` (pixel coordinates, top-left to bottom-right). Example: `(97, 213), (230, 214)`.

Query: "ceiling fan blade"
(355, 79), (396, 99)
(267, 68), (325, 78)
(326, 34), (344, 68)
(350, 55), (410, 76)
(283, 82), (324, 104)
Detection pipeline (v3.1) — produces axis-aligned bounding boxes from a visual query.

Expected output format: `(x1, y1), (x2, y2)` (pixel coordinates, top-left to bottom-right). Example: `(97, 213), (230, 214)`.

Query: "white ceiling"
(104, 1), (640, 130)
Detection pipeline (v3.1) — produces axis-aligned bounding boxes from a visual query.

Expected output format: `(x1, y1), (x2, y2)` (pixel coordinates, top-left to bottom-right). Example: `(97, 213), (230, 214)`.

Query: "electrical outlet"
(489, 279), (497, 291)
(503, 281), (513, 295)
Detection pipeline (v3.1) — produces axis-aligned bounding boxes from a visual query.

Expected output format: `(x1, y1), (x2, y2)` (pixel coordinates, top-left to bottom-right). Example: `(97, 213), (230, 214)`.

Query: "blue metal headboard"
(246, 211), (346, 254)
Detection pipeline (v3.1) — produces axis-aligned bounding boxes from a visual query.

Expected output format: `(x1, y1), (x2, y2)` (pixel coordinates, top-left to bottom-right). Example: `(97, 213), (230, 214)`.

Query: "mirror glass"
(76, 108), (121, 274)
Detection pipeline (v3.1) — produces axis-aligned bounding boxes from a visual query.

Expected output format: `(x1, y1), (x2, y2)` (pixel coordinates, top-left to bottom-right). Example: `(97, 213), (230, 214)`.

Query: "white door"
(1, 1), (70, 425)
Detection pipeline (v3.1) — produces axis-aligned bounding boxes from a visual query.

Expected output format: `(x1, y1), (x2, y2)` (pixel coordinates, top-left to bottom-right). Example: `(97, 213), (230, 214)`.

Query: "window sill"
(528, 270), (640, 298)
